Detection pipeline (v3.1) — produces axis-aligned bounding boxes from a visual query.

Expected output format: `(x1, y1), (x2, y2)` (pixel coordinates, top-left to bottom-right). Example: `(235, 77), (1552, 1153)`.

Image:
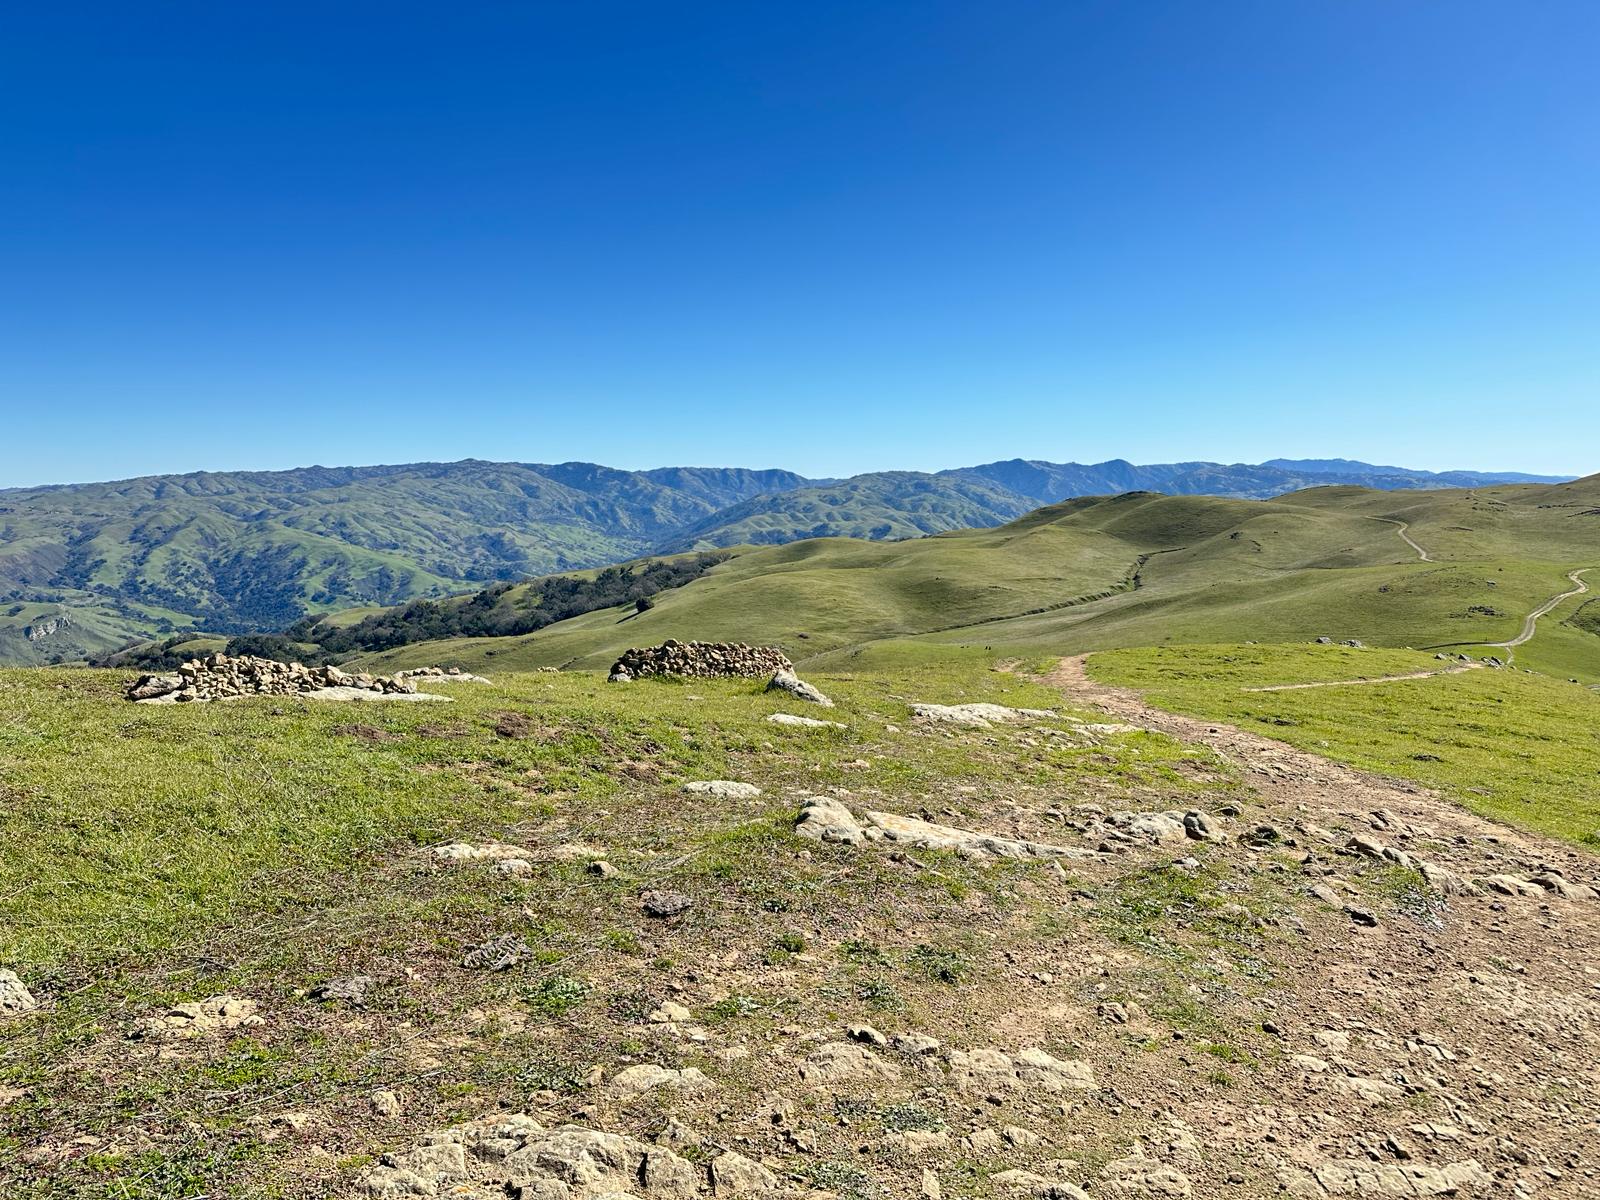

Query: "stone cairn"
(609, 639), (792, 682)
(126, 654), (417, 703)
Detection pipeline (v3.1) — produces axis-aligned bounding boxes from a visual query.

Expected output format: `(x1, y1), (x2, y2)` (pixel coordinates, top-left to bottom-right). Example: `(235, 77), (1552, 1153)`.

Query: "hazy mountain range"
(0, 455), (1571, 662)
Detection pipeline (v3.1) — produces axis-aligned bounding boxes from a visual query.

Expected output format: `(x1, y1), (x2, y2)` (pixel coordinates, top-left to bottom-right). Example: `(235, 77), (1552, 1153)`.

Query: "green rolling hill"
(349, 475), (1600, 681)
(0, 456), (1576, 663)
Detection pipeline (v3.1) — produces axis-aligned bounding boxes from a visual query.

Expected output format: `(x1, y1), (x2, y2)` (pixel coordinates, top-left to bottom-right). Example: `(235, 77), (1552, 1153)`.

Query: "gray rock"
(309, 975), (373, 1007)
(369, 1089), (402, 1117)
(910, 702), (1056, 727)
(360, 1116), (703, 1198)
(766, 669), (833, 706)
(681, 780), (762, 799)
(795, 797), (866, 845)
(708, 1149), (778, 1195)
(863, 810), (1081, 860)
(607, 1063), (714, 1100)
(767, 712), (845, 729)
(461, 934), (533, 971)
(640, 889), (694, 918)
(0, 969), (38, 1015)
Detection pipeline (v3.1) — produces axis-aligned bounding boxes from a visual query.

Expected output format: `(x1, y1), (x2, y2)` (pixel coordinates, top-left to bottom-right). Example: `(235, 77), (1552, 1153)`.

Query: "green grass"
(9, 650), (1235, 1196)
(1090, 642), (1600, 847)
(345, 478), (1600, 683)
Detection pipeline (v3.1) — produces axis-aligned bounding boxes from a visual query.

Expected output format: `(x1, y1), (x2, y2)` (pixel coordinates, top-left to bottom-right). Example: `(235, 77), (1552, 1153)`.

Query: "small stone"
(640, 889), (694, 918)
(308, 975), (372, 1007)
(369, 1089), (402, 1117)
(460, 934), (532, 971)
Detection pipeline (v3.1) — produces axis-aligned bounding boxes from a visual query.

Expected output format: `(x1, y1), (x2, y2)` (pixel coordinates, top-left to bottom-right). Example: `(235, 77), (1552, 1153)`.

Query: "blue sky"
(2, 2), (1596, 486)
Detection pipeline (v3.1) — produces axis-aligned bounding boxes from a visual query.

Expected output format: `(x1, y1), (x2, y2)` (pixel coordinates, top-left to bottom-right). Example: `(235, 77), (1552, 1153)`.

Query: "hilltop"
(5, 640), (1600, 1196)
(350, 474), (1600, 683)
(0, 456), (1570, 663)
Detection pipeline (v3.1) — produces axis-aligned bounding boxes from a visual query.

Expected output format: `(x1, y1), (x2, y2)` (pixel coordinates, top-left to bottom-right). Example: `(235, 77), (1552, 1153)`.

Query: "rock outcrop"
(0, 969), (38, 1015)
(360, 1115), (710, 1198)
(609, 639), (792, 681)
(394, 666), (491, 684)
(126, 654), (419, 703)
(766, 668), (832, 706)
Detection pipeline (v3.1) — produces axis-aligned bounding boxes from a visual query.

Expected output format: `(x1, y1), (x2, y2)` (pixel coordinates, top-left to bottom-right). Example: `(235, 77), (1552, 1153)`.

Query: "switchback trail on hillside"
(1487, 567), (1591, 653)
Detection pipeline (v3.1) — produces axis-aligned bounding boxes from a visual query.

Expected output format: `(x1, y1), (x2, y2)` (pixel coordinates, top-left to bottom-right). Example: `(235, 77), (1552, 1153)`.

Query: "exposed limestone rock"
(0, 969), (38, 1015)
(682, 781), (763, 799)
(795, 797), (866, 845)
(394, 666), (491, 684)
(947, 1046), (1096, 1095)
(1306, 1157), (1492, 1195)
(131, 995), (262, 1040)
(766, 712), (845, 729)
(359, 1115), (705, 1198)
(611, 639), (792, 681)
(863, 810), (1083, 859)
(766, 669), (833, 706)
(607, 1063), (714, 1100)
(1100, 1155), (1192, 1196)
(431, 841), (536, 863)
(708, 1149), (778, 1194)
(127, 654), (422, 704)
(910, 702), (1056, 727)
(799, 1041), (902, 1083)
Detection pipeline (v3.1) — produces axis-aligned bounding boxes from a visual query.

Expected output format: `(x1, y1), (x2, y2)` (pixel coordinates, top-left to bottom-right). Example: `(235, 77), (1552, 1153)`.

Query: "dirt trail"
(1242, 662), (1482, 692)
(1040, 654), (1600, 1197)
(1488, 567), (1591, 652)
(1375, 517), (1431, 562)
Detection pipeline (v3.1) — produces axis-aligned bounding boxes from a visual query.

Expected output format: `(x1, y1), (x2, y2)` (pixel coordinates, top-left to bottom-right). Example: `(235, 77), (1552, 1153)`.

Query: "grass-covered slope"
(0, 462), (813, 658)
(355, 505), (1144, 672)
(352, 477), (1600, 682)
(2, 457), (1575, 663)
(1090, 642), (1600, 845)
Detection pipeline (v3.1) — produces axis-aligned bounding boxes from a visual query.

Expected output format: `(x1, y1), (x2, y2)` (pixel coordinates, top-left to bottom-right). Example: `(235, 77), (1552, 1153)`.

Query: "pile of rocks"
(126, 654), (417, 704)
(609, 639), (791, 681)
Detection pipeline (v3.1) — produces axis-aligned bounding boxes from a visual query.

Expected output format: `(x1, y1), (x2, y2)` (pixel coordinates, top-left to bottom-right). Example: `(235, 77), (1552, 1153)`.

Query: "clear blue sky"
(2, 2), (1595, 486)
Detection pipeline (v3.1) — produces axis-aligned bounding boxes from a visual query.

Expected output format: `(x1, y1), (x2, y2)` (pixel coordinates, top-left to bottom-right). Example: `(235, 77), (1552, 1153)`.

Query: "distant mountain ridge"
(0, 455), (1573, 662)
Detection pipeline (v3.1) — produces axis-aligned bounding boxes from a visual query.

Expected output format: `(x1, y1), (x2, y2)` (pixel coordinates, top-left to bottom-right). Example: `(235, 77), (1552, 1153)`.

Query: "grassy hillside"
(0, 462), (813, 658)
(1090, 642), (1600, 844)
(2, 457), (1572, 663)
(352, 477), (1600, 682)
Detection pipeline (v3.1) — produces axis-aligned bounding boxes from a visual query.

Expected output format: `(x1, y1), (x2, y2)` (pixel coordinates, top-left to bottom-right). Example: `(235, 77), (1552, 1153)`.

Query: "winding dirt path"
(1374, 517), (1431, 562)
(1241, 661), (1482, 691)
(1486, 567), (1591, 651)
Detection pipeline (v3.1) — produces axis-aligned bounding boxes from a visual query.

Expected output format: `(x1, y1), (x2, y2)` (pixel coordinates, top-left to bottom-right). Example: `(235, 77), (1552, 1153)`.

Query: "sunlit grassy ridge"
(1089, 642), (1600, 847)
(350, 477), (1600, 680)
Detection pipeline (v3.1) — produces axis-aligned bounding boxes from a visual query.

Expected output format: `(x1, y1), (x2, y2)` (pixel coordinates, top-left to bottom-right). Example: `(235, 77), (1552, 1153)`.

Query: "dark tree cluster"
(285, 553), (727, 654)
